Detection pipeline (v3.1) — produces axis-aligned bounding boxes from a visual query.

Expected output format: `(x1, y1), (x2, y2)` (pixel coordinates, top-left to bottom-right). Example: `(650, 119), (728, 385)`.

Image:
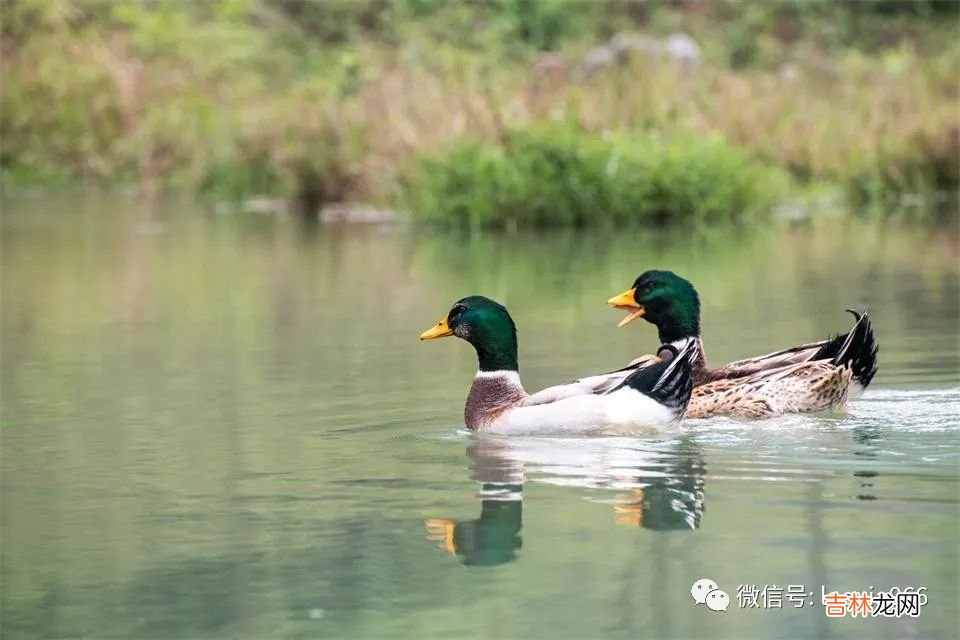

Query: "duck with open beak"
(601, 269), (880, 419)
(607, 289), (645, 327)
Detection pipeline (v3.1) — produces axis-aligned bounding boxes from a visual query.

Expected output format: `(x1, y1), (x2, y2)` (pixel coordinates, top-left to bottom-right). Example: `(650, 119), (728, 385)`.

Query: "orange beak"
(607, 289), (645, 327)
(425, 518), (457, 554)
(420, 314), (454, 340)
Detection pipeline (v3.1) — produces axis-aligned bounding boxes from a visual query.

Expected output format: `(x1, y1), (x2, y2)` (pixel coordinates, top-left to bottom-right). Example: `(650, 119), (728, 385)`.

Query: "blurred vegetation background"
(2, 0), (958, 227)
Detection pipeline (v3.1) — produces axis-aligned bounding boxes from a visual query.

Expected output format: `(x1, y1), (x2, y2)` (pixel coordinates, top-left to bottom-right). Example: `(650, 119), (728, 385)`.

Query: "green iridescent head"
(608, 270), (701, 343)
(420, 295), (519, 372)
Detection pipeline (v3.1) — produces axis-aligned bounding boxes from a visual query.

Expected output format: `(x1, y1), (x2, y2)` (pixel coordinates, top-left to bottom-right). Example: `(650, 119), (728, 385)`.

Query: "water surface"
(2, 194), (958, 639)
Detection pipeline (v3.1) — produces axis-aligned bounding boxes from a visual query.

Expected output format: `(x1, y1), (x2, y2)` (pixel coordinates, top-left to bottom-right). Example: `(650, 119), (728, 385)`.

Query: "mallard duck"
(603, 270), (879, 418)
(420, 295), (697, 433)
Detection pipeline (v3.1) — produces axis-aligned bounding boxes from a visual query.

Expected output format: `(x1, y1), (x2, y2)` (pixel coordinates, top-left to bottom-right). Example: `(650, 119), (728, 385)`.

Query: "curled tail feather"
(838, 310), (878, 394)
(817, 309), (878, 396)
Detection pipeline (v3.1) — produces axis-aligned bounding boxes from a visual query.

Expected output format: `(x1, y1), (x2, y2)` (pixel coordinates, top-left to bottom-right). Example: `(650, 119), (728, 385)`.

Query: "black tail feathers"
(618, 339), (698, 411)
(813, 309), (879, 391)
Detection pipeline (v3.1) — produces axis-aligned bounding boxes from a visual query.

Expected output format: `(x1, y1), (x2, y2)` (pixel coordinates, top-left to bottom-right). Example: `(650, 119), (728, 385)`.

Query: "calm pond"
(2, 193), (958, 639)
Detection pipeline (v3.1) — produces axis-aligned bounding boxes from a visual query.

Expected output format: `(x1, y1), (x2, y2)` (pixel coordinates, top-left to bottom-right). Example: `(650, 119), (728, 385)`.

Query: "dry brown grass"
(2, 5), (956, 211)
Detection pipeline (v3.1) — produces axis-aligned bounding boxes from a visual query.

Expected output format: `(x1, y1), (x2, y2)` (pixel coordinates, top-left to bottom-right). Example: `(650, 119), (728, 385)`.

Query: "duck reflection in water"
(425, 437), (708, 565)
(425, 441), (524, 566)
(851, 425), (880, 501)
(613, 439), (706, 531)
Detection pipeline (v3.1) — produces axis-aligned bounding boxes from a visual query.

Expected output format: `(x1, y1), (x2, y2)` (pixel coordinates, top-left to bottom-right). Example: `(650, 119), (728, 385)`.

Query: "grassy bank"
(2, 1), (957, 221)
(405, 126), (786, 228)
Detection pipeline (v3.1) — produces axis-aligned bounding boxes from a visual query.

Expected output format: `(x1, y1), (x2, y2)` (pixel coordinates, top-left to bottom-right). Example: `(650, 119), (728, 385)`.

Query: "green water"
(2, 194), (958, 640)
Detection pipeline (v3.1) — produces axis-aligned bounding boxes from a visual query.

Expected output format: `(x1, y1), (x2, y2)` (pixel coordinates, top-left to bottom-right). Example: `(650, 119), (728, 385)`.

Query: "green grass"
(404, 126), (787, 229)
(1, 0), (956, 220)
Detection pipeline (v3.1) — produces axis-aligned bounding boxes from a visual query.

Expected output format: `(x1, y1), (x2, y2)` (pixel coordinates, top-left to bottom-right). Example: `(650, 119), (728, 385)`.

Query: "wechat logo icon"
(691, 578), (730, 612)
